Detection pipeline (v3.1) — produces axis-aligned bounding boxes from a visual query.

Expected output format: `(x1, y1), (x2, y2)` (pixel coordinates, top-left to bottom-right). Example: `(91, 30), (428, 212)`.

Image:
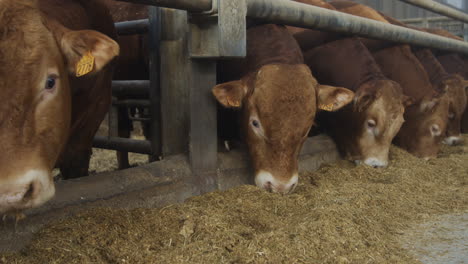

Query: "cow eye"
(252, 120), (260, 128)
(367, 119), (376, 128)
(45, 76), (57, 90)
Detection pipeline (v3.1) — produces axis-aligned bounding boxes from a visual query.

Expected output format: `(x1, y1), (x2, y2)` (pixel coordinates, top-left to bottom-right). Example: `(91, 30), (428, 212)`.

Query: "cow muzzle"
(0, 170), (55, 214)
(255, 171), (298, 194)
(442, 136), (462, 146)
(363, 157), (388, 168)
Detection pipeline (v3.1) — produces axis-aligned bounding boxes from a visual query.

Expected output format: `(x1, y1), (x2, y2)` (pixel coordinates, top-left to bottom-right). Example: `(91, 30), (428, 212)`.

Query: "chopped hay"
(89, 148), (149, 174)
(1, 136), (467, 264)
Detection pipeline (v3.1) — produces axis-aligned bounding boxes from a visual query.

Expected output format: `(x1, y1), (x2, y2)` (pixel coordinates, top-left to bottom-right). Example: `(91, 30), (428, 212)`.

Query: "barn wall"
(325, 0), (467, 39)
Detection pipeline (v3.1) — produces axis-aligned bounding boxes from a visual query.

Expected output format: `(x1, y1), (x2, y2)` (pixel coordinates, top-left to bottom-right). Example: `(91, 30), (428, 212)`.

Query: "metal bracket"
(188, 0), (247, 59)
(190, 0), (218, 18)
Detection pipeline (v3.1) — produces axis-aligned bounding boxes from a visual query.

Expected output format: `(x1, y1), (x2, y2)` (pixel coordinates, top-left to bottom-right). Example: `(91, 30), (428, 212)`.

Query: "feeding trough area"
(0, 0), (467, 263)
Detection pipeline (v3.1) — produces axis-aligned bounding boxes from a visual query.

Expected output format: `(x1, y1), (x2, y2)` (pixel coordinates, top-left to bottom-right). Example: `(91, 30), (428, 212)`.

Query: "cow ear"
(402, 95), (415, 107)
(353, 89), (376, 112)
(60, 30), (119, 77)
(317, 85), (354, 112)
(212, 80), (247, 108)
(464, 80), (468, 93)
(419, 97), (439, 112)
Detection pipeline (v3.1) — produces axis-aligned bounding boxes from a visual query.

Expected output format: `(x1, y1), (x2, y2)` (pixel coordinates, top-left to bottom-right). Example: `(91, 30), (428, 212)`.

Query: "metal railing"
(92, 7), (160, 160)
(397, 0), (468, 24)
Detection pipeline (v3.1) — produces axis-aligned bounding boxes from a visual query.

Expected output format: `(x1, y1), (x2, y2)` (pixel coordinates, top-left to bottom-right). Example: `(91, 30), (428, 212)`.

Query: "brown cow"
(214, 24), (354, 193)
(0, 0), (119, 214)
(373, 46), (450, 158)
(330, 1), (451, 158)
(368, 15), (468, 142)
(423, 28), (468, 134)
(413, 49), (468, 145)
(304, 38), (407, 167)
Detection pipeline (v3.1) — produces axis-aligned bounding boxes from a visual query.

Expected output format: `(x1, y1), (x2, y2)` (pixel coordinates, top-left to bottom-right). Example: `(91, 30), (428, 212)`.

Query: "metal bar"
(93, 136), (153, 154)
(246, 0), (468, 55)
(112, 99), (151, 107)
(148, 6), (162, 161)
(400, 16), (455, 23)
(115, 19), (149, 35)
(397, 0), (468, 24)
(112, 80), (149, 96)
(160, 9), (190, 157)
(129, 117), (151, 122)
(117, 0), (212, 13)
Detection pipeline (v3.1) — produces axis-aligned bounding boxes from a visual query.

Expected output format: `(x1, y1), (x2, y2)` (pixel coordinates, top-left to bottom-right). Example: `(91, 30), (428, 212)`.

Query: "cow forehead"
(252, 64), (316, 117)
(0, 3), (51, 72)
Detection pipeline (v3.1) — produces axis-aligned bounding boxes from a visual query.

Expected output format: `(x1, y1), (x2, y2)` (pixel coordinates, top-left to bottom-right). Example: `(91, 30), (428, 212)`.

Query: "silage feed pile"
(2, 136), (467, 264)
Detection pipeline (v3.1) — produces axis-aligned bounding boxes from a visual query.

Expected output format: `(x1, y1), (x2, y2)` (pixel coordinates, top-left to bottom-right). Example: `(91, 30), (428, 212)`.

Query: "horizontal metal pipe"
(246, 0), (468, 55)
(112, 80), (150, 96)
(115, 19), (149, 35)
(129, 117), (151, 122)
(398, 0), (468, 24)
(93, 136), (152, 154)
(116, 0), (212, 12)
(112, 99), (151, 107)
(400, 16), (454, 23)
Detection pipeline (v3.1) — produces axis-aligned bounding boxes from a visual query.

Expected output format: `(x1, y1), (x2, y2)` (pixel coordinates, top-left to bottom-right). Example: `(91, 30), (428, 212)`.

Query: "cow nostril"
(23, 183), (35, 201)
(264, 181), (273, 192)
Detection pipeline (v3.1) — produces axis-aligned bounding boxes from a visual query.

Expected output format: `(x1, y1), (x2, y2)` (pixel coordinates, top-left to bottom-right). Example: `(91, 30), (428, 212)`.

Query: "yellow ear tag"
(75, 51), (95, 77)
(318, 103), (334, 111)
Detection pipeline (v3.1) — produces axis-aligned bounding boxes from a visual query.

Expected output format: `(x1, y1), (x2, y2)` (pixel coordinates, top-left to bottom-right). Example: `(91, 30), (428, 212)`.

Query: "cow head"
(437, 76), (467, 146)
(0, 1), (118, 214)
(351, 80), (407, 168)
(395, 91), (450, 159)
(213, 64), (353, 194)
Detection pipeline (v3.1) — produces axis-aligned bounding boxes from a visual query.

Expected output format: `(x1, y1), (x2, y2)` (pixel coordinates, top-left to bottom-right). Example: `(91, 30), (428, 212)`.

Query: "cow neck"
(244, 24), (304, 74)
(414, 49), (449, 87)
(437, 54), (468, 79)
(373, 45), (434, 102)
(305, 37), (387, 92)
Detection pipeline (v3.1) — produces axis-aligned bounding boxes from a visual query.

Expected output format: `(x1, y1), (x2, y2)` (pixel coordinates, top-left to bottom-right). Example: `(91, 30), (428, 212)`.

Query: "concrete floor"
(402, 213), (468, 264)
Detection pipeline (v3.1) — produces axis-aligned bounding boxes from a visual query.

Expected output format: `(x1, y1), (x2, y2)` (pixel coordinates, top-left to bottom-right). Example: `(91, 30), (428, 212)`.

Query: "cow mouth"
(443, 136), (462, 146)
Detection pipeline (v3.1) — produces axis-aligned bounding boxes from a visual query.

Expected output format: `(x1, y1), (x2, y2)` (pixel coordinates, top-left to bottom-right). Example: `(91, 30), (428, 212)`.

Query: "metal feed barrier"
(92, 9), (161, 162)
(91, 0), (468, 193)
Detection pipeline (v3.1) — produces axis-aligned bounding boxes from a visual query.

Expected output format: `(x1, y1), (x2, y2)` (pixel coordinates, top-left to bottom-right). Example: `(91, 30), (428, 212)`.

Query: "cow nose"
(443, 136), (462, 146)
(255, 171), (299, 194)
(0, 170), (55, 214)
(363, 158), (388, 168)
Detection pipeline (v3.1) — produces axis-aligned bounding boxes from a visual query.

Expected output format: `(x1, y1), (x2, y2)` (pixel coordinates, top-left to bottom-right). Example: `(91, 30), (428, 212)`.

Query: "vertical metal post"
(148, 7), (162, 161)
(186, 0), (247, 193)
(188, 59), (218, 193)
(158, 1), (246, 194)
(160, 9), (190, 157)
(108, 104), (119, 138)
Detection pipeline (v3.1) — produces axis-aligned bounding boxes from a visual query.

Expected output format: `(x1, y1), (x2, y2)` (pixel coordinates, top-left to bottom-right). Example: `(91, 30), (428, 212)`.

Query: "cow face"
(437, 76), (468, 146)
(395, 92), (450, 159)
(352, 80), (406, 167)
(0, 1), (118, 214)
(213, 64), (353, 194)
